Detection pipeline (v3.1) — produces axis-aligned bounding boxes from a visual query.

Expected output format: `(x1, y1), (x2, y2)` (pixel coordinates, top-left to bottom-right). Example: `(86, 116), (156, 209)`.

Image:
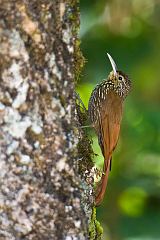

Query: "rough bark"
(0, 0), (102, 239)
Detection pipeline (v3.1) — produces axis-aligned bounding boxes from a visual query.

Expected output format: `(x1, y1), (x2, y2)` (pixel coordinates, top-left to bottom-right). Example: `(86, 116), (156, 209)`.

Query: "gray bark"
(0, 1), (101, 239)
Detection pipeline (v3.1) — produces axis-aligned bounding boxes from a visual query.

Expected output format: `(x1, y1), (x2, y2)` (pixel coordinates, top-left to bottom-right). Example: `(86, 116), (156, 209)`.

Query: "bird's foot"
(94, 167), (104, 179)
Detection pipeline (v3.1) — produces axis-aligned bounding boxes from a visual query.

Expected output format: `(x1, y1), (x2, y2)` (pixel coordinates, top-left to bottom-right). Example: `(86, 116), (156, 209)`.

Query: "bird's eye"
(118, 76), (123, 81)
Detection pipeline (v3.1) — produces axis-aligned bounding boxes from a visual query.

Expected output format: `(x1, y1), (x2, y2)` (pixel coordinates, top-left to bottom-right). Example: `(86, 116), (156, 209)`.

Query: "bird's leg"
(94, 167), (104, 179)
(79, 125), (92, 129)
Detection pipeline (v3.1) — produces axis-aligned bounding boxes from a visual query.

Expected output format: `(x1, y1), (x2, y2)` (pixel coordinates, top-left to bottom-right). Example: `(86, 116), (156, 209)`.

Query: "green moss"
(66, 0), (85, 82)
(76, 100), (94, 175)
(77, 134), (94, 174)
(89, 207), (103, 240)
(74, 38), (85, 82)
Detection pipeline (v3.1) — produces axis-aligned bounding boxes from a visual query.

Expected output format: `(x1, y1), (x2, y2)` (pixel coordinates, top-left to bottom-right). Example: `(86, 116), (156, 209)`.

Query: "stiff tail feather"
(95, 155), (111, 206)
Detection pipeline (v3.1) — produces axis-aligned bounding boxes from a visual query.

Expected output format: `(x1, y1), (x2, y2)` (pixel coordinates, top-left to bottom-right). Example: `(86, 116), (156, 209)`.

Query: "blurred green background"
(78, 0), (160, 239)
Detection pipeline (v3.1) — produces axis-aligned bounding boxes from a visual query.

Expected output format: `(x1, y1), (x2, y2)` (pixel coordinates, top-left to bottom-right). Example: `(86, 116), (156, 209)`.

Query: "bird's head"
(107, 53), (131, 98)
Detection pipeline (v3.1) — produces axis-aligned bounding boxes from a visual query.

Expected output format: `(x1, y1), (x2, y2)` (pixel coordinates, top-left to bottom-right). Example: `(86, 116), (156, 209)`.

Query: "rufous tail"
(95, 156), (111, 206)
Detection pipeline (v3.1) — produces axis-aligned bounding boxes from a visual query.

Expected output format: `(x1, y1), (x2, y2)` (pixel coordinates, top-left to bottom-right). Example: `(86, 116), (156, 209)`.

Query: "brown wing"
(99, 91), (123, 166)
(95, 92), (123, 206)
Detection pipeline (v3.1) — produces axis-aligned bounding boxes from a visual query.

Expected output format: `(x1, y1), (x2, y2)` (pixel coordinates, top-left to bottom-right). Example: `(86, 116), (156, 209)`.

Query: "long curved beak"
(107, 53), (117, 76)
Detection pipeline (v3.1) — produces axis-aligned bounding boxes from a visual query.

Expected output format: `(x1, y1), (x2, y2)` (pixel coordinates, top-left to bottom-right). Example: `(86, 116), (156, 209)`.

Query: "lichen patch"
(20, 154), (31, 165)
(3, 107), (31, 138)
(46, 53), (62, 80)
(9, 30), (29, 62)
(0, 102), (5, 110)
(7, 140), (19, 155)
(62, 28), (72, 45)
(12, 82), (29, 108)
(2, 61), (24, 89)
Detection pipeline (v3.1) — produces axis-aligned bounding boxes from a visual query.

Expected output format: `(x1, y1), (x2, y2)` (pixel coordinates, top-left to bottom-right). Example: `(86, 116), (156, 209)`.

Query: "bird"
(88, 53), (131, 206)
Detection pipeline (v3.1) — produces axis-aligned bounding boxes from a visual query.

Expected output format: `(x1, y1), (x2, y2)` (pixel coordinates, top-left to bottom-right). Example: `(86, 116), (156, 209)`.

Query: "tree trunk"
(0, 0), (102, 239)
